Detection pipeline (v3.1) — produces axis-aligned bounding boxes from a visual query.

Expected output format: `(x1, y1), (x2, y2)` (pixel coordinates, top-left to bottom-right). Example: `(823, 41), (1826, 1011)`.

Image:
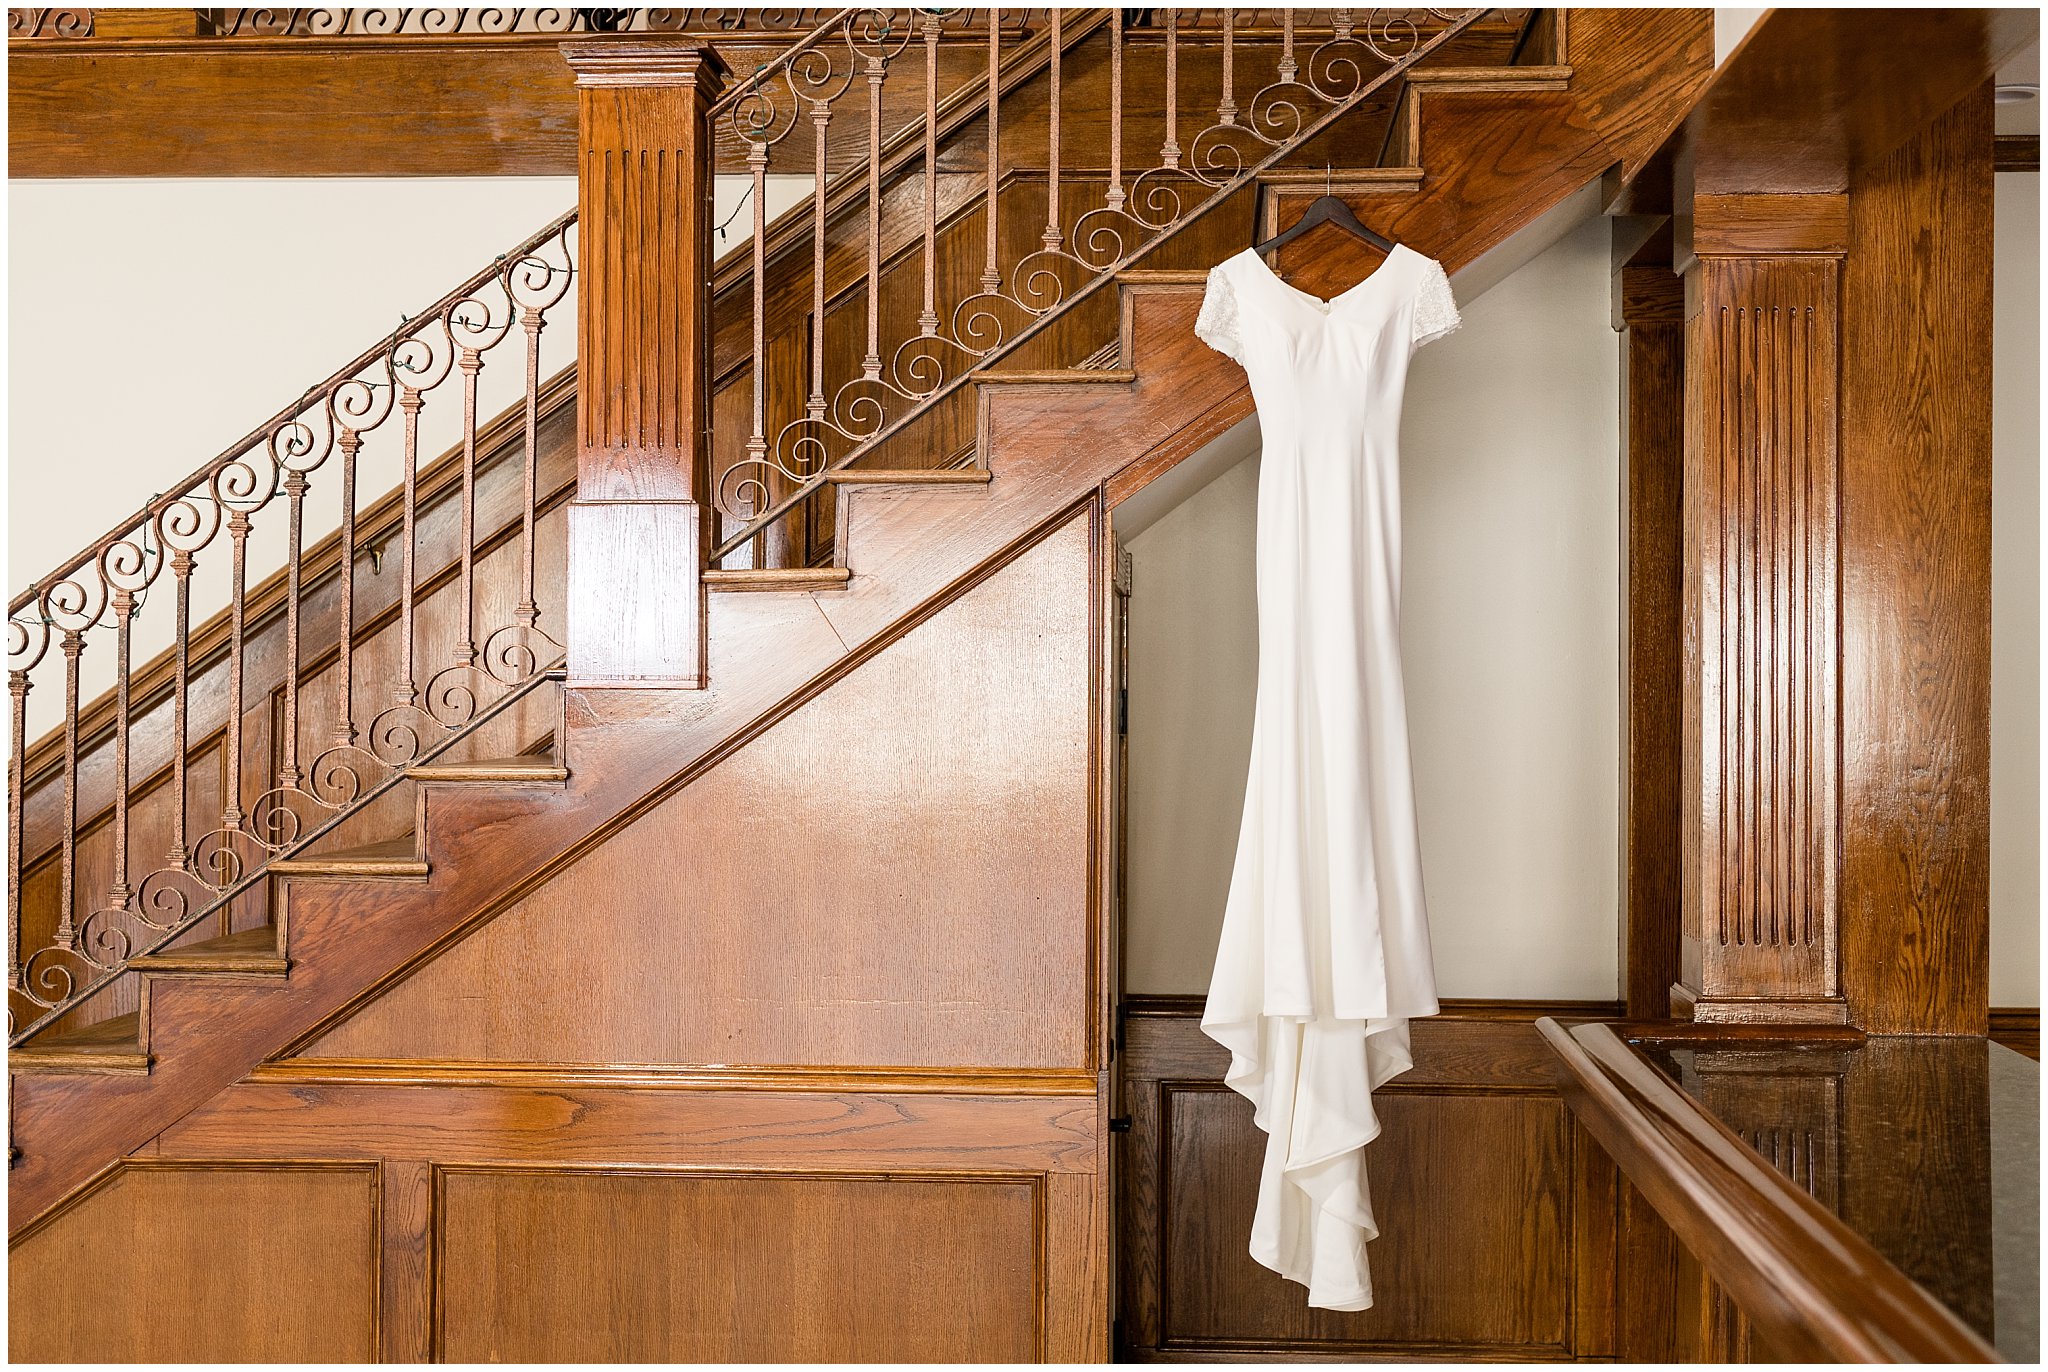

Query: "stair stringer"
(8, 36), (1682, 1234)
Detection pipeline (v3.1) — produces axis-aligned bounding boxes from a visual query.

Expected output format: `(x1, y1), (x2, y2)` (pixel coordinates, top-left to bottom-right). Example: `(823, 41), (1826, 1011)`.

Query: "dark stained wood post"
(561, 41), (728, 689)
(1673, 193), (1849, 1025)
(1838, 88), (1995, 1036)
(1614, 223), (1685, 1020)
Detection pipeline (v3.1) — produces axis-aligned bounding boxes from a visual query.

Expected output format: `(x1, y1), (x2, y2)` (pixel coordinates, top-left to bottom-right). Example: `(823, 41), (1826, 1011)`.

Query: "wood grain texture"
(8, 1160), (378, 1363)
(301, 517), (1091, 1069)
(1544, 1020), (1999, 1362)
(566, 45), (721, 685)
(1617, 230), (1685, 1019)
(1118, 1002), (1623, 1361)
(1838, 87), (1995, 1036)
(1620, 8), (2035, 204)
(1678, 254), (1844, 1023)
(379, 1158), (435, 1364)
(9, 12), (1710, 1239)
(433, 1166), (1042, 1362)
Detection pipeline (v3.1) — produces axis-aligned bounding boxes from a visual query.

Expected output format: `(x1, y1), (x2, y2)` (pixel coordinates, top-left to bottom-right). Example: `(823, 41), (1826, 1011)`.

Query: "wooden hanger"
(1254, 163), (1397, 256)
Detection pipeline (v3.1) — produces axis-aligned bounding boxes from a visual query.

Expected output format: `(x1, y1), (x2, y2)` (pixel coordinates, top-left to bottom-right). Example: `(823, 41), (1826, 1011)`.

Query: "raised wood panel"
(433, 1166), (1042, 1362)
(299, 516), (1093, 1069)
(1118, 1004), (1620, 1361)
(1160, 1087), (1575, 1354)
(1838, 86), (1995, 1035)
(1678, 254), (1842, 1022)
(7, 1160), (378, 1363)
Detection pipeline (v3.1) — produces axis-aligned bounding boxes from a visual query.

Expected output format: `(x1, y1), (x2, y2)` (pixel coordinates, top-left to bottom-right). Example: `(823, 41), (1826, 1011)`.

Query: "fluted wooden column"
(561, 42), (727, 688)
(1674, 194), (1848, 1025)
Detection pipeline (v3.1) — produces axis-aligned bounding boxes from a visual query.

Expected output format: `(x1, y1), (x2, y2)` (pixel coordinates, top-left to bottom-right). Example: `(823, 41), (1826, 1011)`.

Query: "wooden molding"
(1994, 133), (2039, 173)
(1677, 253), (1844, 1025)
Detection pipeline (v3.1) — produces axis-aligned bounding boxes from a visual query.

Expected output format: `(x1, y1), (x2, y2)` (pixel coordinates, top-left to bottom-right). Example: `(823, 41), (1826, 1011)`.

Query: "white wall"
(1992, 173), (2040, 1008)
(7, 174), (810, 589)
(1123, 216), (1620, 999)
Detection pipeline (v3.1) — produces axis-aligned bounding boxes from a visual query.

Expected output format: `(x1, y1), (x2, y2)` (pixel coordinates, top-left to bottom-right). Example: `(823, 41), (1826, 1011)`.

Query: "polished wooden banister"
(1540, 1018), (2000, 1363)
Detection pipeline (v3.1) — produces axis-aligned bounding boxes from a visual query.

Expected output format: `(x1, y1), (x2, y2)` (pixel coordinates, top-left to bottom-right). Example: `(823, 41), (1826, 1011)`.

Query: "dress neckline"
(1240, 242), (1412, 313)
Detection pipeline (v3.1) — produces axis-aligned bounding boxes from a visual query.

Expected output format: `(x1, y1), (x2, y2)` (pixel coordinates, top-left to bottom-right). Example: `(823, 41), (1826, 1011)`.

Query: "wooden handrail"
(1539, 1018), (2000, 1363)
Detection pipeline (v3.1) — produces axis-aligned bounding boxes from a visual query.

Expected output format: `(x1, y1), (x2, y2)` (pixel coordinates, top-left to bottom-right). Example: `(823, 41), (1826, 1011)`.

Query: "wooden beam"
(1608, 7), (2037, 212)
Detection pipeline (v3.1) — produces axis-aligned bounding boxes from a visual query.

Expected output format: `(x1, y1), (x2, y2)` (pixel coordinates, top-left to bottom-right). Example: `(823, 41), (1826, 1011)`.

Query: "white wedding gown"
(1194, 243), (1459, 1311)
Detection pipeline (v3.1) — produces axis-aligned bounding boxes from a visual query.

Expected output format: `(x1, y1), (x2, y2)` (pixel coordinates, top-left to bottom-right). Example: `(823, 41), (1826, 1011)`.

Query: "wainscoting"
(1117, 997), (1623, 1362)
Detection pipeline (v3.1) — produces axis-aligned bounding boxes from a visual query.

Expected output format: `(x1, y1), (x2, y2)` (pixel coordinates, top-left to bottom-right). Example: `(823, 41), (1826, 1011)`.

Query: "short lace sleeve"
(1195, 264), (1244, 364)
(1411, 257), (1462, 350)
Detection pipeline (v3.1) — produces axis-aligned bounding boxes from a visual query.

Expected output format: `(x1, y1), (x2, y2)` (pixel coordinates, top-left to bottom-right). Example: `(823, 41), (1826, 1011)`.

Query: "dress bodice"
(1195, 245), (1460, 440)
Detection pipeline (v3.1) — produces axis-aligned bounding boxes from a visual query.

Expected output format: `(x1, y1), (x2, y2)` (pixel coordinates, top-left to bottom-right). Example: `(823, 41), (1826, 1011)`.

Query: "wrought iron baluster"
(332, 432), (361, 751)
(107, 590), (134, 911)
(919, 10), (941, 336)
(168, 551), (193, 865)
(747, 124), (772, 469)
(517, 320), (543, 636)
(222, 508), (251, 832)
(1043, 8), (1062, 251)
(1219, 8), (1238, 125)
(457, 348), (482, 668)
(395, 388), (423, 710)
(1163, 8), (1181, 169)
(1107, 14), (1125, 214)
(56, 630), (80, 948)
(861, 28), (887, 380)
(280, 472), (307, 789)
(810, 89), (832, 420)
(982, 8), (1002, 292)
(8, 670), (27, 988)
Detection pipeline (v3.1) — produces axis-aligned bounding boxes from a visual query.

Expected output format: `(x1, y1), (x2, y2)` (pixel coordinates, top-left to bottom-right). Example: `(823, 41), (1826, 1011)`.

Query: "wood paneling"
(136, 1078), (1103, 1362)
(1617, 227), (1684, 1018)
(1677, 250), (1844, 1023)
(1838, 87), (1995, 1036)
(434, 1166), (1041, 1362)
(1118, 1001), (1622, 1361)
(8, 1160), (378, 1363)
(298, 516), (1091, 1068)
(11, 9), (1712, 1236)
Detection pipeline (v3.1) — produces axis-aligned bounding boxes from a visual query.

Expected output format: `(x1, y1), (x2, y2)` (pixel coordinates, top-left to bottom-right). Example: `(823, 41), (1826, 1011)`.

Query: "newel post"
(561, 41), (728, 689)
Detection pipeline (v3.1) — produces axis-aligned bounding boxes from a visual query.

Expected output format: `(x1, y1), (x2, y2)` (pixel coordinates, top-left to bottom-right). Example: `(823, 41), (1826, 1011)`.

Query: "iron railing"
(707, 7), (1492, 563)
(8, 214), (577, 1040)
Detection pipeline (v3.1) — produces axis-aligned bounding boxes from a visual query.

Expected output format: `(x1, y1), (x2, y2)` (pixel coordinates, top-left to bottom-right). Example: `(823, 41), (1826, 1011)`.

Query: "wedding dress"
(1194, 242), (1458, 1311)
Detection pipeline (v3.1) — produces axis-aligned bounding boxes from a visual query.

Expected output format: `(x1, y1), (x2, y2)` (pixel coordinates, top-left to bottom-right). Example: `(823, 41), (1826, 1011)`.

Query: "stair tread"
(1407, 63), (1572, 83)
(823, 469), (992, 485)
(1116, 269), (1208, 286)
(12, 1012), (150, 1075)
(704, 567), (853, 591)
(129, 924), (287, 975)
(269, 835), (427, 878)
(978, 369), (1137, 384)
(408, 756), (569, 784)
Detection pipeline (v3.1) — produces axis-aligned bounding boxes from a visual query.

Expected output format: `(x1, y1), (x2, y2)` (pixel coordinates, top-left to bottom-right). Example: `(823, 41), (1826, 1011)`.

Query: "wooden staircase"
(7, 12), (1712, 1349)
